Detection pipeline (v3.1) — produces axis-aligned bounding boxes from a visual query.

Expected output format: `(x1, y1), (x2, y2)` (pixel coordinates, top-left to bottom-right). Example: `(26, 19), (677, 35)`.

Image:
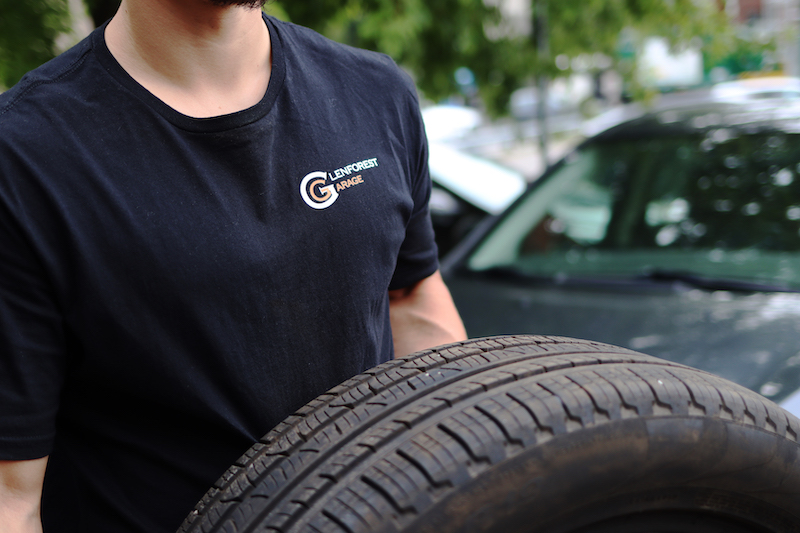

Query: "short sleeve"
(388, 96), (440, 291)
(0, 187), (66, 460)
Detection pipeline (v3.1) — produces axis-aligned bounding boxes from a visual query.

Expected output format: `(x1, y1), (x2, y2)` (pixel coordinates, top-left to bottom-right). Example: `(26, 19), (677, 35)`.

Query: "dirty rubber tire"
(177, 335), (800, 533)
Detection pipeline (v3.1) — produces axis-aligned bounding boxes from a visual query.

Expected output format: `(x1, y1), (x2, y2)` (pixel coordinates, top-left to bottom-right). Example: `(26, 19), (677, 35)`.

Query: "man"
(0, 0), (467, 531)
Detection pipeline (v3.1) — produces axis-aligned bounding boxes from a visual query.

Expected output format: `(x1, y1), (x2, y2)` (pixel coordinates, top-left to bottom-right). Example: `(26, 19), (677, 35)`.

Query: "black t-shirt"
(0, 15), (438, 532)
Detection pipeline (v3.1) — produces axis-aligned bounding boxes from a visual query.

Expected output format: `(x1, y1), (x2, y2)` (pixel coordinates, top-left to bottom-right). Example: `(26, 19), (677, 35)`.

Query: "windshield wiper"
(638, 269), (799, 293)
(468, 266), (800, 293)
(469, 267), (665, 289)
(470, 266), (555, 284)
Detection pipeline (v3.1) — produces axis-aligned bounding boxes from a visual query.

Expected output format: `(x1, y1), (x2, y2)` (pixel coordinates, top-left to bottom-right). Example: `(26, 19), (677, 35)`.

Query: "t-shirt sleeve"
(0, 196), (65, 460)
(388, 90), (440, 291)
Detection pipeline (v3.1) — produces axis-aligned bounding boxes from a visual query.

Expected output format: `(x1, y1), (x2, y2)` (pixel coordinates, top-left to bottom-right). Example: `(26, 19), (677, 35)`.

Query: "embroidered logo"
(300, 157), (378, 210)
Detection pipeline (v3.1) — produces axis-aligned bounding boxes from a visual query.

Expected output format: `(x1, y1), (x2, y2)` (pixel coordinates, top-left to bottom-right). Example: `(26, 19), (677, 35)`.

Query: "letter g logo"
(300, 171), (339, 209)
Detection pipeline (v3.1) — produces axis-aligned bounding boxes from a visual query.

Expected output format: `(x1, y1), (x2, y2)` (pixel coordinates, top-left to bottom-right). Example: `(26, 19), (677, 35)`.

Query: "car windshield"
(467, 125), (800, 291)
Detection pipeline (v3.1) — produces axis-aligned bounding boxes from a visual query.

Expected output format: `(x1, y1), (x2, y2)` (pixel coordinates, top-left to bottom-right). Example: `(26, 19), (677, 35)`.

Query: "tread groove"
(321, 509), (355, 533)
(395, 448), (452, 490)
(473, 402), (522, 447)
(505, 390), (553, 437)
(360, 475), (407, 515)
(436, 422), (489, 465)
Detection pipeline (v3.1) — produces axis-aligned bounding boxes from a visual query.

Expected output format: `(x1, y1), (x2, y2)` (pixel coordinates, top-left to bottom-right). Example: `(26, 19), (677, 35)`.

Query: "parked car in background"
(422, 105), (527, 255)
(442, 78), (800, 416)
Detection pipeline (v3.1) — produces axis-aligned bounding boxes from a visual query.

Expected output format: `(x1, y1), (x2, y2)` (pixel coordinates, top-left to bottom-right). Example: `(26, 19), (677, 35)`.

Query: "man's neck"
(105, 0), (272, 118)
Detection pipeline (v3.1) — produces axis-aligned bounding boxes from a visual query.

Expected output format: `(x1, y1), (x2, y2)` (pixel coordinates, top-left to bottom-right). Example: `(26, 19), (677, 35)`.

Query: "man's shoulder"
(267, 16), (415, 96)
(0, 32), (108, 178)
(0, 36), (96, 121)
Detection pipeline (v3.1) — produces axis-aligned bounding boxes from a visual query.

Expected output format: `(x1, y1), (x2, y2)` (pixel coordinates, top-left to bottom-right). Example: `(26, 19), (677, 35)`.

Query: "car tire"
(178, 335), (800, 533)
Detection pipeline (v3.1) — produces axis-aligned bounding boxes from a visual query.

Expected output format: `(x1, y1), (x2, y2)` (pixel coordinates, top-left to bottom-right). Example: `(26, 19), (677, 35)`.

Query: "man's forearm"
(0, 457), (48, 533)
(388, 270), (467, 358)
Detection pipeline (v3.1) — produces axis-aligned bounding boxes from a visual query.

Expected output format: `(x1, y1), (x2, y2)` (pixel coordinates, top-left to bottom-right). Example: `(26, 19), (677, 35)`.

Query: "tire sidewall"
(408, 417), (800, 533)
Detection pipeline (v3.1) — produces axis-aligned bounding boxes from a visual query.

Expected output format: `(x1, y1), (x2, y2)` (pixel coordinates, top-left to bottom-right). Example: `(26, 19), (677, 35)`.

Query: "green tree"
(268, 0), (736, 114)
(0, 0), (71, 88)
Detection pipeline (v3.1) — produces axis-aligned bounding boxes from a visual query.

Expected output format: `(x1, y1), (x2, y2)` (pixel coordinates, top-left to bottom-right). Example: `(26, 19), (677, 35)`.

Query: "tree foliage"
(269, 0), (736, 114)
(0, 0), (750, 114)
(0, 0), (71, 88)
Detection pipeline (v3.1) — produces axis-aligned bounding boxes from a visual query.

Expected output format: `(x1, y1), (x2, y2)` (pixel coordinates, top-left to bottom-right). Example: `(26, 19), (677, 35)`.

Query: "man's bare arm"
(0, 457), (48, 533)
(388, 270), (467, 358)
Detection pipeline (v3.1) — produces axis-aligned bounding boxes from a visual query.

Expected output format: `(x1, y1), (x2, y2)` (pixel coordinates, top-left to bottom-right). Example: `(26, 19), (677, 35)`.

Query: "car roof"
(583, 77), (800, 140)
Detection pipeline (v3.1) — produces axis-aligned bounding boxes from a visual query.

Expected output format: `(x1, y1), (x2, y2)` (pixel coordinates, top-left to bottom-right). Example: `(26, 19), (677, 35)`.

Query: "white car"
(422, 105), (526, 254)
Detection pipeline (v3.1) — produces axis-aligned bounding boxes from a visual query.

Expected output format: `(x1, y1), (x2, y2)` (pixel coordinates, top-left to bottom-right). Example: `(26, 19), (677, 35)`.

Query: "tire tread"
(178, 335), (800, 533)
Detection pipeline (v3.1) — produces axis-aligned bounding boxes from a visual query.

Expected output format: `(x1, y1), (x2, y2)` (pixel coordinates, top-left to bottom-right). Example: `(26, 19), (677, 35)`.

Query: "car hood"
(446, 274), (800, 406)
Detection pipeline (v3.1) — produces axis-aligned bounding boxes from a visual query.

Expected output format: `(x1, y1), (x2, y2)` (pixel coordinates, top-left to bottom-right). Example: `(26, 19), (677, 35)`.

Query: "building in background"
(726, 0), (800, 76)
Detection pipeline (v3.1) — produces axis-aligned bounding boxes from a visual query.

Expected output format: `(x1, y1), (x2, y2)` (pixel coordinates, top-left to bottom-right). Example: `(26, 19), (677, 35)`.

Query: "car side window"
(468, 147), (610, 270)
(467, 128), (800, 288)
